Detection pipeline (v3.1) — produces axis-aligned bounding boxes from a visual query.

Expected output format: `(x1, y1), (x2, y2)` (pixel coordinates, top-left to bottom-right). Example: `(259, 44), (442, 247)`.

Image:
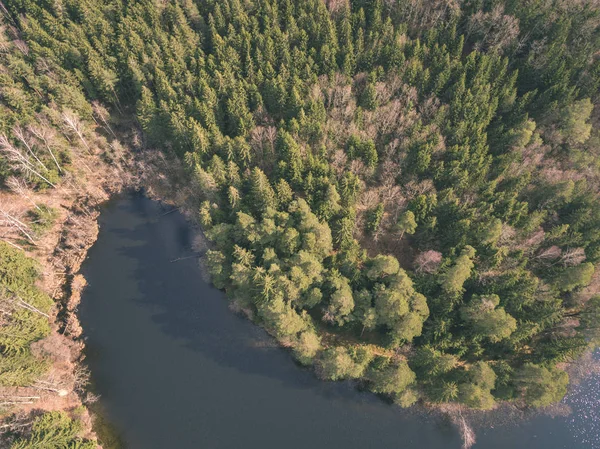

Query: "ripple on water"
(565, 369), (600, 449)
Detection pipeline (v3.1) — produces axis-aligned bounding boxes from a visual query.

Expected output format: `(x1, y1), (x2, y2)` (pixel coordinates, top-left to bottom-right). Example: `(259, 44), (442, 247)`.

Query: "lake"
(78, 192), (600, 449)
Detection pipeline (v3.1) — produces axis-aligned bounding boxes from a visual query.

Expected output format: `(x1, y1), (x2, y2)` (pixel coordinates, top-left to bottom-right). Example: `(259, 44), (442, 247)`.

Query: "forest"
(0, 0), (599, 417)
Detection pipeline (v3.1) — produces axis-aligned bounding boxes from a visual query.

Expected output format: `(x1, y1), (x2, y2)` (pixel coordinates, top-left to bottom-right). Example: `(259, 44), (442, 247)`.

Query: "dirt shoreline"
(0, 180), (132, 446)
(0, 131), (160, 445)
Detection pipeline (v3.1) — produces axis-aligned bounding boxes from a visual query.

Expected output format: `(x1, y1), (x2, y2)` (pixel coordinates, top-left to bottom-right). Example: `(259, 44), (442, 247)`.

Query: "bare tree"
(455, 410), (476, 449)
(330, 149), (348, 178)
(12, 125), (48, 171)
(62, 110), (92, 155)
(324, 0), (348, 14)
(535, 245), (562, 261)
(0, 411), (35, 433)
(1, 286), (49, 318)
(561, 247), (586, 266)
(0, 396), (40, 406)
(0, 134), (56, 187)
(249, 126), (276, 171)
(72, 365), (91, 394)
(28, 124), (63, 173)
(92, 100), (117, 138)
(5, 177), (41, 211)
(415, 250), (443, 274)
(467, 6), (520, 54)
(30, 379), (69, 396)
(0, 202), (37, 245)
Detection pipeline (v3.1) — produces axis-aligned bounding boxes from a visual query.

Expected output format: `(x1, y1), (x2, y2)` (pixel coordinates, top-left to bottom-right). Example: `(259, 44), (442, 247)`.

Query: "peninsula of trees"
(1, 0), (600, 418)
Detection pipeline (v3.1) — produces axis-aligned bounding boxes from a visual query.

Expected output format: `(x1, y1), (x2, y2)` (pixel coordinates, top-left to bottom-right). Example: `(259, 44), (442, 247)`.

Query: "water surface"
(79, 193), (599, 449)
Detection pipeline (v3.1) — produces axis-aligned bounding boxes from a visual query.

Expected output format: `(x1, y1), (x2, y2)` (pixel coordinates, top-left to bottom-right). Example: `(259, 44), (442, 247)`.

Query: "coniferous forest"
(1, 0), (600, 419)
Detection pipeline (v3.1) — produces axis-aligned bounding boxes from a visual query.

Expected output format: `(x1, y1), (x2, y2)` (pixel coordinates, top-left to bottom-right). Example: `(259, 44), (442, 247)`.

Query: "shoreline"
(4, 152), (597, 449)
(0, 131), (150, 445)
(86, 188), (597, 449)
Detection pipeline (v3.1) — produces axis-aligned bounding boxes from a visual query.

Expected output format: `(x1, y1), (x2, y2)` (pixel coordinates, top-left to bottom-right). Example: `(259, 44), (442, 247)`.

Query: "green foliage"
(413, 346), (459, 377)
(579, 296), (600, 342)
(10, 411), (95, 449)
(0, 351), (48, 387)
(0, 243), (52, 388)
(560, 99), (593, 145)
(366, 255), (400, 280)
(248, 168), (277, 216)
(28, 205), (59, 237)
(394, 388), (419, 407)
(374, 270), (428, 346)
(457, 361), (497, 409)
(257, 295), (308, 339)
(458, 383), (496, 410)
(365, 203), (385, 236)
(5, 0), (600, 410)
(318, 347), (363, 381)
(397, 211), (417, 238)
(359, 82), (378, 110)
(0, 242), (41, 288)
(293, 330), (322, 365)
(369, 360), (416, 395)
(439, 246), (476, 295)
(347, 135), (378, 168)
(204, 250), (229, 290)
(554, 263), (595, 293)
(324, 275), (355, 326)
(515, 364), (569, 407)
(460, 295), (517, 342)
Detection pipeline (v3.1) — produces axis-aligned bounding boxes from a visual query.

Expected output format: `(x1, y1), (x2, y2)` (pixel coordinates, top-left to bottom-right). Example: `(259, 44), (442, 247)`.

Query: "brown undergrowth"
(0, 123), (151, 445)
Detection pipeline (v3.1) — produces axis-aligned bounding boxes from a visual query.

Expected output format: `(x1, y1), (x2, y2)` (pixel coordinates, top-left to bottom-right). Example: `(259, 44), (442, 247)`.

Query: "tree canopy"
(2, 0), (600, 411)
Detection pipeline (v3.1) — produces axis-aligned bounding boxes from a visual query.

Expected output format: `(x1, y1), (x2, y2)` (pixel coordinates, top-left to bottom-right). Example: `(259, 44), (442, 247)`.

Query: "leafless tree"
(5, 177), (41, 212)
(12, 126), (48, 171)
(28, 124), (63, 173)
(415, 250), (443, 274)
(0, 396), (40, 406)
(249, 126), (276, 171)
(92, 101), (117, 138)
(456, 411), (476, 449)
(322, 309), (336, 325)
(535, 245), (562, 261)
(0, 202), (37, 245)
(30, 380), (69, 396)
(72, 365), (91, 394)
(0, 411), (35, 433)
(396, 0), (461, 38)
(561, 247), (586, 266)
(324, 0), (348, 15)
(1, 286), (49, 318)
(62, 110), (92, 155)
(0, 134), (56, 187)
(467, 6), (520, 54)
(330, 149), (348, 178)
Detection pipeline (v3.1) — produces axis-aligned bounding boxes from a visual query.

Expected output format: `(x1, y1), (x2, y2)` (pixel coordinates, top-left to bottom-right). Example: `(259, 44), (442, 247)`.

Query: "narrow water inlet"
(78, 192), (596, 449)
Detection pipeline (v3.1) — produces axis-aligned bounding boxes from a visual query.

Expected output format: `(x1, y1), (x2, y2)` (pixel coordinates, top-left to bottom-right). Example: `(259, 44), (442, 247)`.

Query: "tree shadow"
(79, 191), (462, 449)
(90, 191), (355, 399)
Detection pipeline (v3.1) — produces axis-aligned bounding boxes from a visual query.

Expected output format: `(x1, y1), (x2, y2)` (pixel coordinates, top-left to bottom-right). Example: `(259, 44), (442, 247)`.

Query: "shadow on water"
(78, 192), (597, 449)
(104, 192), (339, 393)
(79, 191), (460, 449)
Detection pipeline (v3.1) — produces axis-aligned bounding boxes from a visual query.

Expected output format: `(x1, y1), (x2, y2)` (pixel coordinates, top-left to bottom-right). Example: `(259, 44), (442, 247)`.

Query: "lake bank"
(78, 192), (599, 449)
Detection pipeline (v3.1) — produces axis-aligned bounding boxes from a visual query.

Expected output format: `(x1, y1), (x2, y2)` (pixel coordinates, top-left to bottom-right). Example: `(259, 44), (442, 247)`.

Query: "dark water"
(78, 193), (599, 449)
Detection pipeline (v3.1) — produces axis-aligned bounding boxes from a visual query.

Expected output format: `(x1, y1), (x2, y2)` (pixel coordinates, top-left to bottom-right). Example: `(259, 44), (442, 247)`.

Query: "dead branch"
(62, 110), (92, 155)
(28, 124), (63, 173)
(0, 134), (56, 187)
(13, 125), (48, 171)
